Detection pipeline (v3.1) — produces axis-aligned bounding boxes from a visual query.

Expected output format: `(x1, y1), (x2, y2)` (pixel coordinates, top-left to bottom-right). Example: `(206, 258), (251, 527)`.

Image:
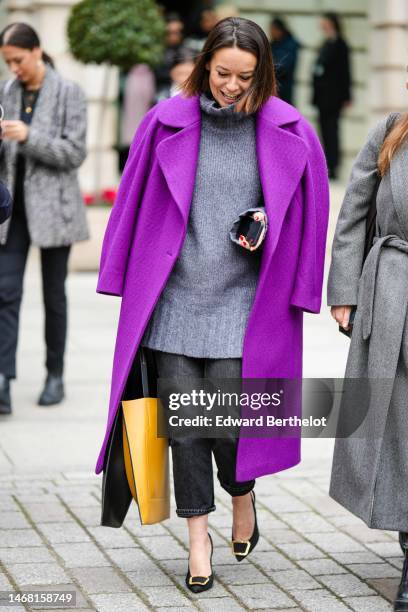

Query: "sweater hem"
(140, 341), (243, 360)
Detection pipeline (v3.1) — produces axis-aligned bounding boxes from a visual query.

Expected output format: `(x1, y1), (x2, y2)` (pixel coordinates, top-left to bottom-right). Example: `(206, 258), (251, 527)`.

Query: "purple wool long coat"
(95, 93), (329, 480)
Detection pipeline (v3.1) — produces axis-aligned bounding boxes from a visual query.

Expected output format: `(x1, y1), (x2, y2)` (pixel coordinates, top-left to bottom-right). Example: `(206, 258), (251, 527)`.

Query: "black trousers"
(318, 108), (341, 179)
(152, 349), (255, 518)
(0, 209), (70, 379)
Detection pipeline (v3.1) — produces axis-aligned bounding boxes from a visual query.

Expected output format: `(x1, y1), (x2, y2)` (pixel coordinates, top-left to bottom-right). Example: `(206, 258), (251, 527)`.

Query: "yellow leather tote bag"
(122, 347), (170, 524)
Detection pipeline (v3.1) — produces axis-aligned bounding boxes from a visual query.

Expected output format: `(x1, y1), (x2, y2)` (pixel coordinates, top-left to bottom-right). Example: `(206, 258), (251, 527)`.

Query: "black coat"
(312, 37), (351, 112)
(271, 34), (300, 105)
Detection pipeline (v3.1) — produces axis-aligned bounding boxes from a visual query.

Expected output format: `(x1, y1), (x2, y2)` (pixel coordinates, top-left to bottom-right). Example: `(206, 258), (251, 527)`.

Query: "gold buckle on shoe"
(231, 540), (251, 556)
(188, 576), (210, 585)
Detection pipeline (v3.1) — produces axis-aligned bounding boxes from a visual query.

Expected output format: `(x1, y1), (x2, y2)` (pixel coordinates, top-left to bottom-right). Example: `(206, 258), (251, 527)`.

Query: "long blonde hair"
(378, 113), (408, 176)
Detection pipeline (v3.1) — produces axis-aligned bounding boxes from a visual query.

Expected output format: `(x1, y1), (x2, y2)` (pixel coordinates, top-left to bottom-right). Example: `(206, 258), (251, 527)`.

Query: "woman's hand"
(2, 120), (29, 143)
(331, 305), (353, 330)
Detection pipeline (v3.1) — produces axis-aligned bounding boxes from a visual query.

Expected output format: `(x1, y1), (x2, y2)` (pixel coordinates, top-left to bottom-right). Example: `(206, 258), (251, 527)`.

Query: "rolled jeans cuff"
(221, 480), (255, 497)
(176, 504), (216, 518)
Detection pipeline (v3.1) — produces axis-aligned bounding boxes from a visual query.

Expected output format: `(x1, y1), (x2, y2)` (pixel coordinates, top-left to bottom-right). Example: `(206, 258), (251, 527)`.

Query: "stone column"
(5, 0), (119, 193)
(368, 0), (408, 124)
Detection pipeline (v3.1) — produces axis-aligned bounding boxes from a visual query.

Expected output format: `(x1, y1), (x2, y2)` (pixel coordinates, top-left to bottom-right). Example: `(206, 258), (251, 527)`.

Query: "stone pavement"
(0, 182), (400, 611)
(0, 463), (402, 612)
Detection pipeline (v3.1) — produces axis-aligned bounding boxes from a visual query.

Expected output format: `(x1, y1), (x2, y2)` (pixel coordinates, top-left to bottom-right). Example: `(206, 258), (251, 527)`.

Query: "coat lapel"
(156, 93), (308, 244)
(28, 66), (61, 136)
(256, 99), (308, 263)
(2, 66), (61, 183)
(156, 121), (201, 226)
(390, 142), (408, 242)
(24, 67), (61, 178)
(3, 78), (20, 120)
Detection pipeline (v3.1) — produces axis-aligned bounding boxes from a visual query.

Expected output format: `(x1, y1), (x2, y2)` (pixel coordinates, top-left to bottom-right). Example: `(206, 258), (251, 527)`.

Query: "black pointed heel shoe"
(232, 490), (259, 562)
(394, 532), (408, 611)
(185, 533), (214, 593)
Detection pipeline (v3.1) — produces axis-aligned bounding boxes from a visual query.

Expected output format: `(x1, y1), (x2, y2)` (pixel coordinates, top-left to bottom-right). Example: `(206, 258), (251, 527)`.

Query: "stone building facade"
(0, 0), (407, 188)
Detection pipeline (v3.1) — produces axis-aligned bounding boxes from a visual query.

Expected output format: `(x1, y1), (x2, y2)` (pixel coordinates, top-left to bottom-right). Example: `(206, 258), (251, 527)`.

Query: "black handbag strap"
(139, 346), (150, 398)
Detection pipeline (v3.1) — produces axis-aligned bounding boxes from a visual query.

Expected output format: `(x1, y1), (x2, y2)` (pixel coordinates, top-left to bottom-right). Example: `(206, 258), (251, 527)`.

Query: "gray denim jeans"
(152, 349), (255, 518)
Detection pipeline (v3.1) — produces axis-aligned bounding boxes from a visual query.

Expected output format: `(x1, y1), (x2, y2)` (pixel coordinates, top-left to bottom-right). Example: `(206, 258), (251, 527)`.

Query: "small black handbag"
(230, 207), (268, 251)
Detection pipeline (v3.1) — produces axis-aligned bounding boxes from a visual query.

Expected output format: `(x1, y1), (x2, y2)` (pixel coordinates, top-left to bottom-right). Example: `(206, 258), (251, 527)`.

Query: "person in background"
(0, 23), (88, 414)
(184, 9), (219, 53)
(270, 17), (300, 106)
(118, 64), (155, 171)
(154, 13), (185, 94)
(312, 12), (352, 180)
(155, 47), (196, 102)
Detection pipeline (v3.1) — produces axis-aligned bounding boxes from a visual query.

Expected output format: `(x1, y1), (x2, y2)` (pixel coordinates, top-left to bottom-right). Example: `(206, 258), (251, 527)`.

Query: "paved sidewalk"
(0, 463), (401, 612)
(0, 183), (399, 611)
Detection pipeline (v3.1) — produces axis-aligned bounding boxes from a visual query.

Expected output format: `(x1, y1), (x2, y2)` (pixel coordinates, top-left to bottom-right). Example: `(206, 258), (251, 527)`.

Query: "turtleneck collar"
(199, 91), (253, 123)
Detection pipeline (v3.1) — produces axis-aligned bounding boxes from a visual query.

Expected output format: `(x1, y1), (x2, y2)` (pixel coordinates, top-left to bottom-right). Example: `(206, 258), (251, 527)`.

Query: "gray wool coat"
(0, 65), (89, 247)
(327, 111), (408, 531)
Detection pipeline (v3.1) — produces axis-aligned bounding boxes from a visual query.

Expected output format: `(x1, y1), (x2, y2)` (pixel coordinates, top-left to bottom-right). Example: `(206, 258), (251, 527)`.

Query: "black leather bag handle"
(139, 346), (150, 398)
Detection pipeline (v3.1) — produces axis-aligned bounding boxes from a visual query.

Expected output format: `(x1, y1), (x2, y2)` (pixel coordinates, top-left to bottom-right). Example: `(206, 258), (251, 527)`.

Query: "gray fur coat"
(327, 112), (408, 530)
(0, 65), (89, 247)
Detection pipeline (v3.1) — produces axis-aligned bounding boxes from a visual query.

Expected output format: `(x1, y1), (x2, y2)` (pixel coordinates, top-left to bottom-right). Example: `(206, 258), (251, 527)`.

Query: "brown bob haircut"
(182, 16), (277, 114)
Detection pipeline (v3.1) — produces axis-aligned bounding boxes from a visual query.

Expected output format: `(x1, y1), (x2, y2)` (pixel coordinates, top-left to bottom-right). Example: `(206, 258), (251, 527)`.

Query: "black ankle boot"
(394, 532), (408, 611)
(38, 375), (64, 406)
(0, 374), (11, 415)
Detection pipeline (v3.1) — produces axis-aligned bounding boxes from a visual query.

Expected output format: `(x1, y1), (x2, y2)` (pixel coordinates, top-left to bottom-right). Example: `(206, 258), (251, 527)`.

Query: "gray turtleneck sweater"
(140, 92), (264, 358)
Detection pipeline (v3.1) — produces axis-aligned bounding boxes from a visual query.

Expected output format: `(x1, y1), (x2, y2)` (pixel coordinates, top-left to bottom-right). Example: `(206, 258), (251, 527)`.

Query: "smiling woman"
(206, 47), (257, 109)
(96, 15), (329, 596)
(183, 16), (277, 114)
